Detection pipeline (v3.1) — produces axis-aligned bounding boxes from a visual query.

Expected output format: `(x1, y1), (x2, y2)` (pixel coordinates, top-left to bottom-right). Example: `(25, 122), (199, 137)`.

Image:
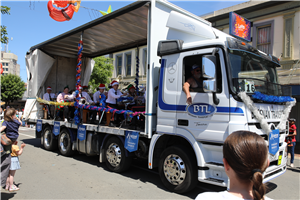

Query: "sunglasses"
(195, 70), (201, 72)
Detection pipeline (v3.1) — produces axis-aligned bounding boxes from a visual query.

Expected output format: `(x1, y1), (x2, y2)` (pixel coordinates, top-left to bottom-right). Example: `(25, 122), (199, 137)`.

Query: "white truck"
(24, 0), (291, 193)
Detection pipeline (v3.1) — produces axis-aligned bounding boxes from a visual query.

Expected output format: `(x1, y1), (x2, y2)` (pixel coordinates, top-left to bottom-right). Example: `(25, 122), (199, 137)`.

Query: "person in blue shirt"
(0, 108), (22, 142)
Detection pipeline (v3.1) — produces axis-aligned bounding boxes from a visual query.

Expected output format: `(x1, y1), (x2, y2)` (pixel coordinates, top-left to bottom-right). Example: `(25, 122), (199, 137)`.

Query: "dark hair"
(223, 131), (268, 200)
(4, 108), (16, 122)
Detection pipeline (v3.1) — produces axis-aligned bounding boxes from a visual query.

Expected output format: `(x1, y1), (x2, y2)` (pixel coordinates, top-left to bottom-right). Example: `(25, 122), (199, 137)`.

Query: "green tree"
(1, 6), (10, 44)
(89, 56), (114, 93)
(1, 74), (26, 105)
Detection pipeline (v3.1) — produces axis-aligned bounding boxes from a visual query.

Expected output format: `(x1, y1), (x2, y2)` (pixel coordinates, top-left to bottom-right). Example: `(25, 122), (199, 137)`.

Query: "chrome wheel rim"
(59, 132), (68, 152)
(163, 154), (186, 185)
(44, 130), (51, 147)
(106, 143), (121, 167)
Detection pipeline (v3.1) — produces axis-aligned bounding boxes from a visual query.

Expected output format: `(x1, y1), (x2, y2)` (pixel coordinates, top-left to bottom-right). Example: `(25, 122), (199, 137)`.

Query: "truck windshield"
(227, 49), (289, 96)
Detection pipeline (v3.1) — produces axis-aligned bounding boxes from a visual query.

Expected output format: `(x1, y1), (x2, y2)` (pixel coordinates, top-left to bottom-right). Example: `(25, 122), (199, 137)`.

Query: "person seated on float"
(105, 80), (127, 127)
(56, 85), (74, 122)
(43, 86), (56, 119)
(82, 86), (93, 103)
(91, 83), (106, 123)
(67, 85), (94, 123)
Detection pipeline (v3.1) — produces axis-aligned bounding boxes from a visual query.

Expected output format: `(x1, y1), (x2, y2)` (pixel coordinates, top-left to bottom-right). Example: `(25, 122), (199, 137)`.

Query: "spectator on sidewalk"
(195, 131), (271, 200)
(5, 141), (26, 192)
(287, 118), (297, 168)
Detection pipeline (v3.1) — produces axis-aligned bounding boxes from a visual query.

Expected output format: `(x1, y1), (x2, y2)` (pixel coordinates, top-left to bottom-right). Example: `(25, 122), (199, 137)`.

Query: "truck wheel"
(158, 145), (197, 193)
(104, 137), (132, 173)
(58, 129), (74, 156)
(42, 126), (57, 151)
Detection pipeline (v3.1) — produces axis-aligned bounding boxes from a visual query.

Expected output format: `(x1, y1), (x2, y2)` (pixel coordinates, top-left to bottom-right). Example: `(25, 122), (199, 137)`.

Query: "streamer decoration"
(74, 35), (83, 125)
(238, 91), (296, 135)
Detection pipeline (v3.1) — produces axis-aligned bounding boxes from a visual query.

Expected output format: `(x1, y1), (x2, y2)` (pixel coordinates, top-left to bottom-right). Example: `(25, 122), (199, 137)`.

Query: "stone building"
(1, 51), (20, 76)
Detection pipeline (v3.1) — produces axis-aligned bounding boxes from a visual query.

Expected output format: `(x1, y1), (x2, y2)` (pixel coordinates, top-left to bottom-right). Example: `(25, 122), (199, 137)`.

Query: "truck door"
(176, 48), (230, 143)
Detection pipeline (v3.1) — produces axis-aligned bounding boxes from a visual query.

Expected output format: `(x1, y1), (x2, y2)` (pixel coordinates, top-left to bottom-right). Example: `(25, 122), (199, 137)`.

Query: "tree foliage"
(1, 74), (26, 105)
(1, 6), (10, 44)
(89, 56), (114, 93)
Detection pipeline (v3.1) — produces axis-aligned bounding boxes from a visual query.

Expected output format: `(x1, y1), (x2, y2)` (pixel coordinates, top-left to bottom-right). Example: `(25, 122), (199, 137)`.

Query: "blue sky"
(1, 0), (247, 82)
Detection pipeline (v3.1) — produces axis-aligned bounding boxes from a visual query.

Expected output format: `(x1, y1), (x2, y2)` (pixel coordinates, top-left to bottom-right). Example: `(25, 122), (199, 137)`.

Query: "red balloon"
(54, 0), (69, 8)
(0, 68), (3, 74)
(47, 0), (75, 22)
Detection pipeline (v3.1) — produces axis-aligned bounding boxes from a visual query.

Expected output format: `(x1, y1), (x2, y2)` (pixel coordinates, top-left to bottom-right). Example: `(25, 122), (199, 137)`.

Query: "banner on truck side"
(53, 122), (60, 136)
(125, 131), (139, 152)
(77, 125), (86, 141)
(36, 120), (42, 132)
(269, 129), (279, 156)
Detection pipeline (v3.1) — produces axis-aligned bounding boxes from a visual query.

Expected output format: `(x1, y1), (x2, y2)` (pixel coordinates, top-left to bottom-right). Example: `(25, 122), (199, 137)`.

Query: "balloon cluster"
(74, 38), (83, 125)
(0, 63), (3, 75)
(47, 0), (81, 22)
(135, 55), (139, 95)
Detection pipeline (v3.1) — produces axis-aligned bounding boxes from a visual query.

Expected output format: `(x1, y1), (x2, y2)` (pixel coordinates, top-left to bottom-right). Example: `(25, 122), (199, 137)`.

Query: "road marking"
(19, 132), (35, 138)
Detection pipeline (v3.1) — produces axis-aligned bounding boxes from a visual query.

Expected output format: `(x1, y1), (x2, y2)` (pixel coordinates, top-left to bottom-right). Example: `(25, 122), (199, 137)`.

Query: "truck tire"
(104, 137), (132, 173)
(42, 126), (57, 151)
(58, 128), (74, 156)
(158, 145), (197, 194)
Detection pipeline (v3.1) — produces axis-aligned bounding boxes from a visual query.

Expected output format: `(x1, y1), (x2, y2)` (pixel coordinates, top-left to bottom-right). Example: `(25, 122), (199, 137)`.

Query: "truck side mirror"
(202, 55), (217, 93)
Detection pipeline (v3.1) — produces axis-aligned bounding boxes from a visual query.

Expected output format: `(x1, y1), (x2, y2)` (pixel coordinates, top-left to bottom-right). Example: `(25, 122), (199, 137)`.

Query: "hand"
(186, 97), (192, 105)
(21, 143), (26, 148)
(64, 95), (68, 99)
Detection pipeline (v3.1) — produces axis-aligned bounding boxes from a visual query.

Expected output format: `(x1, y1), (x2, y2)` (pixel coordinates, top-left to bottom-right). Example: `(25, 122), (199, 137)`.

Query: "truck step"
(204, 177), (224, 184)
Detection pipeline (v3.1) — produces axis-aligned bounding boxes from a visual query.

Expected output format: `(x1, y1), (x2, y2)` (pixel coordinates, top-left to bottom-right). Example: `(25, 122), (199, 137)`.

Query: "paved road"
(1, 127), (299, 200)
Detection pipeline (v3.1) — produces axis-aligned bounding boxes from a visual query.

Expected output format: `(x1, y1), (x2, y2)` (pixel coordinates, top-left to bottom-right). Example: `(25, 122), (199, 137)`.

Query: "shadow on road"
(19, 138), (42, 148)
(1, 190), (16, 200)
(19, 137), (225, 199)
(265, 182), (277, 194)
(287, 167), (300, 173)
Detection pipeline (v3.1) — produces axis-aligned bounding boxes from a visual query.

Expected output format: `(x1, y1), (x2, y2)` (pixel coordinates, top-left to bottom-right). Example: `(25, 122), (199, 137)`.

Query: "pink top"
(57, 92), (72, 102)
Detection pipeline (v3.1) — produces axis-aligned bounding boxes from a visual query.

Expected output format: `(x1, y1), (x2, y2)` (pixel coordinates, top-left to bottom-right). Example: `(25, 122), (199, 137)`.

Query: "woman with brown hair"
(196, 131), (271, 200)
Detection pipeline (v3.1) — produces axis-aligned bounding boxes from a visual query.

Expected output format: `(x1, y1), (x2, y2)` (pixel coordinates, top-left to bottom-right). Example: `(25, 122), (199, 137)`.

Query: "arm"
(16, 143), (26, 156)
(93, 92), (99, 104)
(289, 126), (297, 137)
(109, 90), (122, 99)
(183, 81), (192, 105)
(0, 125), (6, 133)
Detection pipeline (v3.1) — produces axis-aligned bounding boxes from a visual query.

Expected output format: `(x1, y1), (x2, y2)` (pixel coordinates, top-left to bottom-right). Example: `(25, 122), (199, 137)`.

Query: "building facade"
(111, 45), (147, 90)
(1, 51), (20, 76)
(201, 1), (300, 141)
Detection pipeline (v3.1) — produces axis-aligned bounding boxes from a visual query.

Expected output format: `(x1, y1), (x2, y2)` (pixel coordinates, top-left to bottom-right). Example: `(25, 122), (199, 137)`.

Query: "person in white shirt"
(195, 131), (272, 200)
(105, 80), (127, 127)
(43, 86), (56, 119)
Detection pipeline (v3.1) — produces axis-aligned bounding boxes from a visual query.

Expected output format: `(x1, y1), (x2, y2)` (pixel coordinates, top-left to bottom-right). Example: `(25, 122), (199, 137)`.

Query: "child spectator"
(0, 108), (22, 142)
(195, 131), (271, 200)
(5, 141), (26, 192)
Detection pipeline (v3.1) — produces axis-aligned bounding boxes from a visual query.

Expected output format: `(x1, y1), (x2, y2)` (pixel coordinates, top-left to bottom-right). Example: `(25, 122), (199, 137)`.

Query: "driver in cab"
(183, 64), (203, 105)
